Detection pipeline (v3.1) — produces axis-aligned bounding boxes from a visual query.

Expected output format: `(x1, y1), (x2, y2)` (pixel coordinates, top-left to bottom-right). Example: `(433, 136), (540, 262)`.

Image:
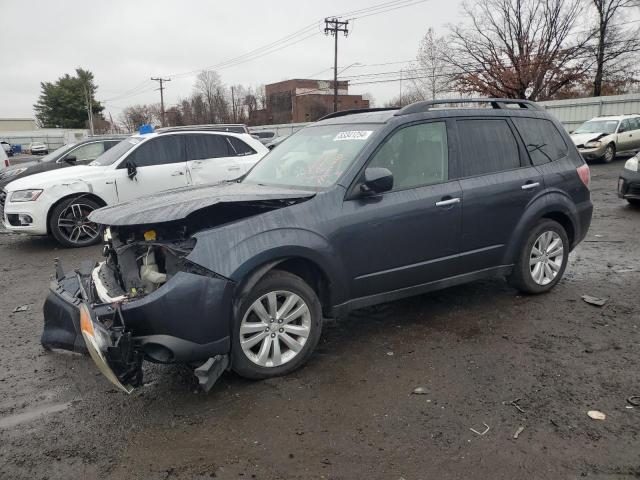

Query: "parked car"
(570, 115), (640, 163)
(40, 98), (592, 394)
(252, 131), (277, 145)
(618, 152), (640, 206)
(1, 140), (12, 157)
(28, 142), (49, 155)
(2, 128), (267, 247)
(0, 137), (124, 188)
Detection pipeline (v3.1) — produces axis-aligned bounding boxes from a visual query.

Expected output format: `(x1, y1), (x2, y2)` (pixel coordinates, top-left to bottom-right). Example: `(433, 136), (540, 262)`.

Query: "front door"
(340, 120), (463, 299)
(114, 135), (189, 202)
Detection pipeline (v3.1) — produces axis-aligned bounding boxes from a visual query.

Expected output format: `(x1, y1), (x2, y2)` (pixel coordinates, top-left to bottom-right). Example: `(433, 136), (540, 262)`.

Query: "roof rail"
(318, 107), (398, 121)
(156, 124), (248, 134)
(395, 98), (543, 116)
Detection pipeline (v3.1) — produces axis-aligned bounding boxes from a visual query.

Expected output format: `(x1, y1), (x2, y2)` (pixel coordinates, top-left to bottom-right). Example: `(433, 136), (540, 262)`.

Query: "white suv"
(2, 129), (268, 247)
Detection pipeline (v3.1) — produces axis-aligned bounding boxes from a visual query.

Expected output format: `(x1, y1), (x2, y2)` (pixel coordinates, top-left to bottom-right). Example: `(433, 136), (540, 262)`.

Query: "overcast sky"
(0, 0), (463, 122)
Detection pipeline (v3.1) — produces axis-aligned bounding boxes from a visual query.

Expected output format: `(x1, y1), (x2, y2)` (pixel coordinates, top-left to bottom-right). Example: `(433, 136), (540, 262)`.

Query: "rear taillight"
(577, 164), (590, 189)
(3, 159), (9, 168)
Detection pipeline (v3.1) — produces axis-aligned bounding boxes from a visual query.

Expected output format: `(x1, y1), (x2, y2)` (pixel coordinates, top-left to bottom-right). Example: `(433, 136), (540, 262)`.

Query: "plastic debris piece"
(513, 426), (525, 439)
(412, 387), (427, 395)
(12, 305), (30, 313)
(470, 423), (490, 435)
(581, 295), (607, 307)
(627, 396), (640, 407)
(587, 410), (606, 420)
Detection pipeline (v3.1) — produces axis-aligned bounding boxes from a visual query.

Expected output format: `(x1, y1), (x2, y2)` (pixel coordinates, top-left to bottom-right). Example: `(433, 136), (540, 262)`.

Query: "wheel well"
(542, 211), (575, 247)
(239, 257), (332, 317)
(46, 193), (107, 234)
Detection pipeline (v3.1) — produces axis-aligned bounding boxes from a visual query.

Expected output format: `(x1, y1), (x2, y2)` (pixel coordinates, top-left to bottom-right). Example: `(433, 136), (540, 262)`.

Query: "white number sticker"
(333, 131), (373, 141)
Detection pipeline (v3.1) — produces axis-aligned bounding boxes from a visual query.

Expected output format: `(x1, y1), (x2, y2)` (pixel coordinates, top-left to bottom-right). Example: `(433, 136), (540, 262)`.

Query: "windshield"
(574, 120), (619, 134)
(90, 136), (142, 166)
(244, 124), (380, 189)
(39, 143), (76, 162)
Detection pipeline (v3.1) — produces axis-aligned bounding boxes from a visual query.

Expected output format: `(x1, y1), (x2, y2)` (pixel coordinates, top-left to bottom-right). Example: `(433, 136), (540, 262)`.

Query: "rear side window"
(226, 136), (256, 156)
(186, 134), (230, 160)
(512, 118), (568, 165)
(368, 121), (448, 190)
(127, 136), (185, 167)
(457, 119), (520, 176)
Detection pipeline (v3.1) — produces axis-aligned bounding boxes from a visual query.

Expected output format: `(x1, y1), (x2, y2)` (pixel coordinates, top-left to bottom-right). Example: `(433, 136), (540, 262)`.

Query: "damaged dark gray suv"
(43, 98), (593, 393)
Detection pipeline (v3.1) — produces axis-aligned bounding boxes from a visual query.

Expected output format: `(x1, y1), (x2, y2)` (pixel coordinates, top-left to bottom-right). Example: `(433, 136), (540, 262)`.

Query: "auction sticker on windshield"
(333, 131), (373, 141)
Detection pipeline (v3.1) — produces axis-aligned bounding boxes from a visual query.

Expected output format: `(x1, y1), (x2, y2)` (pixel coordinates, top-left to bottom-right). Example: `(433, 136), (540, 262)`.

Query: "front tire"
(602, 143), (616, 163)
(231, 270), (322, 380)
(509, 219), (569, 294)
(628, 198), (640, 207)
(49, 197), (103, 248)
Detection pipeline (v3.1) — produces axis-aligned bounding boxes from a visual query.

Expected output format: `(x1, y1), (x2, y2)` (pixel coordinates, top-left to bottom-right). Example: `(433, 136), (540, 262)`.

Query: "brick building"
(250, 79), (369, 125)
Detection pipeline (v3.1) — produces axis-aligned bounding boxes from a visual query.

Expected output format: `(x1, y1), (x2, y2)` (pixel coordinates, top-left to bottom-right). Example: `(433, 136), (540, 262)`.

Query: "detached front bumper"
(42, 260), (235, 391)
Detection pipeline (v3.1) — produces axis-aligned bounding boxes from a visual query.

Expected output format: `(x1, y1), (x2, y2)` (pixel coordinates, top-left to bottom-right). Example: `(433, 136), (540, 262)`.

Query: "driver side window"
(619, 119), (631, 133)
(368, 122), (448, 191)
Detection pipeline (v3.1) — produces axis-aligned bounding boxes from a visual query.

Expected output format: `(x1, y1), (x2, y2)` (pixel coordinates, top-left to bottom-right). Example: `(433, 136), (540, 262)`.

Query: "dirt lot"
(0, 160), (639, 480)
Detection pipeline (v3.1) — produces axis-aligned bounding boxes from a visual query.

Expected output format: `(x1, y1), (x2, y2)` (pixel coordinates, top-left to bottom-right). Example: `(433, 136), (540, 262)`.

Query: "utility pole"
(324, 17), (349, 113)
(399, 69), (403, 107)
(83, 83), (94, 135)
(151, 77), (171, 126)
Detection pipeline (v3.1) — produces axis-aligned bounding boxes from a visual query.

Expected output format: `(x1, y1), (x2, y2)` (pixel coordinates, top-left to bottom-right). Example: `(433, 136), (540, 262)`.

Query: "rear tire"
(49, 197), (103, 248)
(509, 219), (569, 294)
(602, 143), (616, 163)
(231, 270), (322, 380)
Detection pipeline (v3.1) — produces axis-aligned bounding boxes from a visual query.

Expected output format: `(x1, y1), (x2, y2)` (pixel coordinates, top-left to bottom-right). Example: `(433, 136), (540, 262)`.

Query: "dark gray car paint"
(92, 107), (592, 317)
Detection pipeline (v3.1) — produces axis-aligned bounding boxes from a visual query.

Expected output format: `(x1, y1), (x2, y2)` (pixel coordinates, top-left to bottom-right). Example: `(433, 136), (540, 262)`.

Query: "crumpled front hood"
(570, 132), (609, 146)
(89, 181), (316, 226)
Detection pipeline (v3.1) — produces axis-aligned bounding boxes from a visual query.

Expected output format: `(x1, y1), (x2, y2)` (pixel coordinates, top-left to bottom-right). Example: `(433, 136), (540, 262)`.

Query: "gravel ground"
(0, 160), (638, 480)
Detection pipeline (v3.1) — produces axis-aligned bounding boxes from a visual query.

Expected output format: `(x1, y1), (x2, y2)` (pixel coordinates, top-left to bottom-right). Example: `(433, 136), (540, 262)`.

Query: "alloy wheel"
(604, 145), (614, 162)
(529, 230), (564, 285)
(57, 203), (100, 244)
(240, 290), (311, 368)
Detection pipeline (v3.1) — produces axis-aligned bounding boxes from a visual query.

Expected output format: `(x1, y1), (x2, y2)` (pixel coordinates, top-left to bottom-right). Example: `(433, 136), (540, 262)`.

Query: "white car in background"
(28, 142), (49, 155)
(2, 128), (268, 247)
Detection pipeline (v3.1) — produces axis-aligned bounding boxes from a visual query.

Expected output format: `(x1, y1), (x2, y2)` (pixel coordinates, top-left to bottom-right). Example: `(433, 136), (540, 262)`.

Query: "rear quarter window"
(457, 119), (521, 177)
(226, 136), (256, 156)
(512, 118), (568, 165)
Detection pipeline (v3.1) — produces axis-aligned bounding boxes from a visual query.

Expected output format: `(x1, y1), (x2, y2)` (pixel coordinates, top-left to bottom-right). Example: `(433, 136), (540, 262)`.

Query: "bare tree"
(412, 28), (454, 99)
(195, 70), (223, 123)
(590, 0), (640, 96)
(119, 104), (159, 132)
(447, 0), (592, 100)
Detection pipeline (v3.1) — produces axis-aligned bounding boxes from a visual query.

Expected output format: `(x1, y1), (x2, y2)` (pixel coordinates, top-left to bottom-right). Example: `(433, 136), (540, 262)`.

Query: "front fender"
(188, 227), (347, 304)
(502, 190), (578, 265)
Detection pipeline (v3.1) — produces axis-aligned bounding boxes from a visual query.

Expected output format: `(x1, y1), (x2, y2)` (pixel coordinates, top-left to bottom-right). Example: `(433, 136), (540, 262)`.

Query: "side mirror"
(360, 167), (393, 195)
(126, 160), (137, 180)
(64, 155), (77, 164)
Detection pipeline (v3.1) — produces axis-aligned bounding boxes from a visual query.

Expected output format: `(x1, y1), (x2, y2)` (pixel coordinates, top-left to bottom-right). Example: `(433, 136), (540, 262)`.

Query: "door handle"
(105, 180), (115, 184)
(521, 182), (540, 190)
(228, 166), (241, 171)
(171, 171), (184, 176)
(435, 197), (461, 207)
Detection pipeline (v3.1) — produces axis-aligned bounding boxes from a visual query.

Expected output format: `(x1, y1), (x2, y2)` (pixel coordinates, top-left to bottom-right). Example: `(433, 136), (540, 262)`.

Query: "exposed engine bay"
(98, 200), (301, 301)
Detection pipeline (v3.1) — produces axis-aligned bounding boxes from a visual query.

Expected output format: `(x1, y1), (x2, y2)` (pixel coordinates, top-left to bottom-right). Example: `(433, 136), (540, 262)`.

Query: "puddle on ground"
(0, 402), (72, 429)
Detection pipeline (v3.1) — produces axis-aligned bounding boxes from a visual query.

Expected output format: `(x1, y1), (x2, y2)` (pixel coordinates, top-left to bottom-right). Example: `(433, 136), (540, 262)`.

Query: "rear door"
(617, 119), (635, 152)
(185, 133), (242, 185)
(455, 118), (544, 271)
(114, 135), (189, 202)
